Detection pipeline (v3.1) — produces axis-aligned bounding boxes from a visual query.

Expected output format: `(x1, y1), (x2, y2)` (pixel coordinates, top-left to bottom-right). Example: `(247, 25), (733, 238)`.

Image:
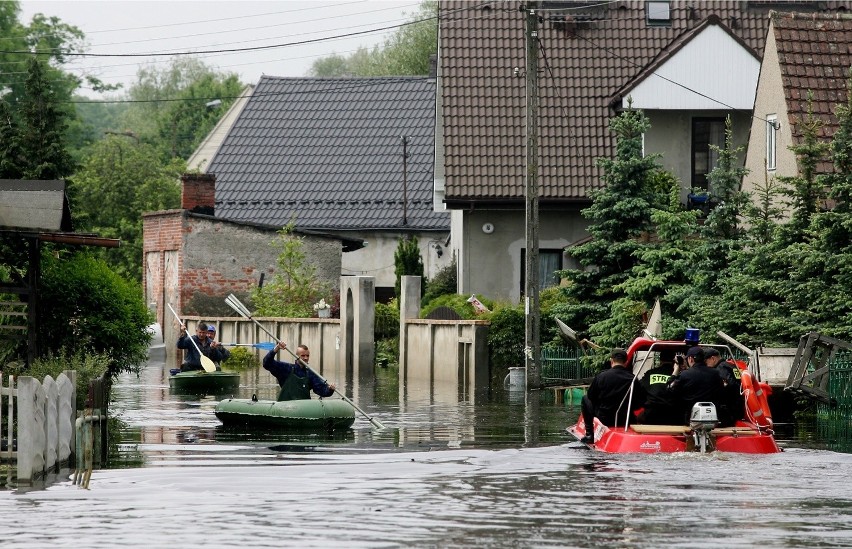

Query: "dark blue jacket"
(262, 351), (334, 398)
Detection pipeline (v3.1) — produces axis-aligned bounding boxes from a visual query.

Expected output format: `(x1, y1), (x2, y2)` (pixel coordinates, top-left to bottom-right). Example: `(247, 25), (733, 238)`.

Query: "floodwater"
(3, 344), (852, 548)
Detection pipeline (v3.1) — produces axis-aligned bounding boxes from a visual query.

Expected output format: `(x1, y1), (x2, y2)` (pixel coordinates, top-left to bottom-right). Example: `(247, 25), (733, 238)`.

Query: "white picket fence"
(0, 371), (77, 484)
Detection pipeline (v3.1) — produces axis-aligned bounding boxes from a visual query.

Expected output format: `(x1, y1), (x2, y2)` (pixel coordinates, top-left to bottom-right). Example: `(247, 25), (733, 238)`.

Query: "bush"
(375, 300), (400, 340)
(222, 347), (259, 370)
(487, 304), (525, 370)
(420, 293), (493, 320)
(37, 252), (152, 377)
(6, 350), (110, 410)
(423, 256), (457, 306)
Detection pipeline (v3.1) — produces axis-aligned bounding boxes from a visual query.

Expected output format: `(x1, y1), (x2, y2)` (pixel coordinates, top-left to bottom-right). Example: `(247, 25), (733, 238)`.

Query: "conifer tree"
(18, 57), (75, 179)
(394, 235), (424, 298)
(559, 103), (666, 335)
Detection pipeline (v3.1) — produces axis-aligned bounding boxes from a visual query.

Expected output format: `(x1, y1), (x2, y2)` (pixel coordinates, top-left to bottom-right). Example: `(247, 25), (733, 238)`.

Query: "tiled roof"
(439, 0), (852, 205)
(208, 76), (448, 231)
(772, 11), (852, 174)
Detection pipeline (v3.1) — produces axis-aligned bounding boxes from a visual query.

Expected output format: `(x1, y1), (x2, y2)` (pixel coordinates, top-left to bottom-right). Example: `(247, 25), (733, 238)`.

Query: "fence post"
(17, 376), (46, 483)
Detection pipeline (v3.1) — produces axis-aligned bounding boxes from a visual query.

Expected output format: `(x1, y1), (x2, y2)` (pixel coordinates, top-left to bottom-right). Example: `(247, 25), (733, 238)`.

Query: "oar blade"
(200, 355), (217, 373)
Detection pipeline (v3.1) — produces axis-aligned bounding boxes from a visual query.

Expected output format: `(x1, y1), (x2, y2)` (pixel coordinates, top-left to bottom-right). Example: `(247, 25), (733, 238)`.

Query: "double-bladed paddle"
(224, 293), (386, 429)
(166, 303), (217, 373)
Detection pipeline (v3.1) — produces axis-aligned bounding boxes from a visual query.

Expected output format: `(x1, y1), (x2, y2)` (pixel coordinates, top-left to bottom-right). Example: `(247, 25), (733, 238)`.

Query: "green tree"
(18, 57), (76, 179)
(558, 103), (666, 337)
(394, 235), (424, 298)
(72, 135), (184, 281)
(37, 252), (152, 376)
(309, 1), (437, 77)
(251, 223), (332, 317)
(117, 58), (244, 161)
(0, 98), (23, 178)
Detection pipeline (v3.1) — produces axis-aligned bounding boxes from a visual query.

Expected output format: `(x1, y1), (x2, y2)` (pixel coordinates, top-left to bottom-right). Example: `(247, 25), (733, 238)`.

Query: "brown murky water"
(3, 343), (852, 548)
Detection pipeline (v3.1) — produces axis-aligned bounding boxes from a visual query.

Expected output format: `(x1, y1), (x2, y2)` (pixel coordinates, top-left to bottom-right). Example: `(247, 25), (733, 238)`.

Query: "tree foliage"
(394, 235), (424, 298)
(251, 223), (333, 318)
(72, 135), (184, 280)
(37, 252), (152, 376)
(310, 1), (437, 77)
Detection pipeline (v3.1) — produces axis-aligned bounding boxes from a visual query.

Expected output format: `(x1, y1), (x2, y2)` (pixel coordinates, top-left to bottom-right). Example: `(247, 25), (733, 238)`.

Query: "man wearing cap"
(177, 322), (227, 372)
(705, 348), (743, 426)
(666, 346), (724, 424)
(206, 325), (230, 370)
(580, 348), (646, 444)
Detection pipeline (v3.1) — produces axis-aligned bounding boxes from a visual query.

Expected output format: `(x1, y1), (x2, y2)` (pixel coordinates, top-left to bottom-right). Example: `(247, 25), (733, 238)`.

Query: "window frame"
(691, 117), (726, 190)
(520, 248), (564, 295)
(766, 114), (778, 172)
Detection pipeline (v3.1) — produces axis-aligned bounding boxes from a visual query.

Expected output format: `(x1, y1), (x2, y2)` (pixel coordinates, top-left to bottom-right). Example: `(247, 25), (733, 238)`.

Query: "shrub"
(423, 256), (457, 306)
(222, 347), (259, 370)
(420, 293), (493, 320)
(487, 304), (525, 370)
(37, 252), (152, 377)
(375, 300), (400, 340)
(6, 350), (110, 410)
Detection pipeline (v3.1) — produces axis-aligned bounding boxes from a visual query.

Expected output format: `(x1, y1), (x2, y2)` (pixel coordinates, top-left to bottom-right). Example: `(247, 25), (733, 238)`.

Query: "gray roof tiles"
(209, 76), (447, 231)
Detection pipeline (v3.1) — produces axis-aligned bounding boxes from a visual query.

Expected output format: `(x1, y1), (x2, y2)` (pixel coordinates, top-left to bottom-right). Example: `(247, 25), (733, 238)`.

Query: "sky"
(17, 0), (420, 98)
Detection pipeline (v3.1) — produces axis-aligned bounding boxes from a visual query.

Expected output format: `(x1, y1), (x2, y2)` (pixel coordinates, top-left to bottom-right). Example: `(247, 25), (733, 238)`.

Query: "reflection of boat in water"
(168, 369), (240, 394)
(215, 397), (356, 431)
(568, 333), (781, 454)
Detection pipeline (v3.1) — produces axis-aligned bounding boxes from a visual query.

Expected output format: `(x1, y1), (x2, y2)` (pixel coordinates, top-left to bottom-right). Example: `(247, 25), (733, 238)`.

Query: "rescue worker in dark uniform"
(263, 342), (335, 401)
(705, 347), (744, 427)
(666, 346), (724, 425)
(637, 350), (679, 425)
(580, 348), (646, 444)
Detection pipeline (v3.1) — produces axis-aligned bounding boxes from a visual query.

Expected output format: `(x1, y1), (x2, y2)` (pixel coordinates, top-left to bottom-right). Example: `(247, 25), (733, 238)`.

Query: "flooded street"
(3, 343), (852, 547)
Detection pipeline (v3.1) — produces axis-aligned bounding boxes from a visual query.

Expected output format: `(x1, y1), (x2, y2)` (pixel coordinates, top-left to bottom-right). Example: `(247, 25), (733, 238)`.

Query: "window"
(520, 249), (564, 295)
(691, 118), (725, 190)
(766, 115), (778, 171)
(647, 1), (671, 26)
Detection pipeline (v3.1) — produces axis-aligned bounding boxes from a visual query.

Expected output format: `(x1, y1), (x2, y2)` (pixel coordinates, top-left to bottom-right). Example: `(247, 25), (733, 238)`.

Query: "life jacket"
(277, 367), (311, 401)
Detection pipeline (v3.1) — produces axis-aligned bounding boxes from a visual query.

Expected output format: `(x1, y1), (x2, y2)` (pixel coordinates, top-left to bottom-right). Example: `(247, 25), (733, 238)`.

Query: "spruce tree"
(559, 103), (666, 335)
(18, 57), (75, 179)
(394, 235), (424, 298)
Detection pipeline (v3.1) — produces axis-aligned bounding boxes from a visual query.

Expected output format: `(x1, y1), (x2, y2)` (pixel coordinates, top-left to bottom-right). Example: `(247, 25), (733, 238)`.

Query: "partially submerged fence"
(1, 370), (77, 484)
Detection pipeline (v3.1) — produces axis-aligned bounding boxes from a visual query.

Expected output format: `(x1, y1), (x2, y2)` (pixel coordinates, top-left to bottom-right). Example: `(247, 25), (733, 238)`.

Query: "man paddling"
(177, 322), (228, 372)
(263, 342), (336, 401)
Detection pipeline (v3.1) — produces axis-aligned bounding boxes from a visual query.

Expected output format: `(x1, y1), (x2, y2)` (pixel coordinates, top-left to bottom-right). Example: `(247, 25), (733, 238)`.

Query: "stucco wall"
(454, 208), (587, 303)
(645, 109), (752, 202)
(338, 230), (450, 292)
(742, 26), (797, 211)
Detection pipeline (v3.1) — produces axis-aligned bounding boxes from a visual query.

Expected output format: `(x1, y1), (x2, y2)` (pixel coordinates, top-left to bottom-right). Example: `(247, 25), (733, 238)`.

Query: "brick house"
(142, 173), (362, 331)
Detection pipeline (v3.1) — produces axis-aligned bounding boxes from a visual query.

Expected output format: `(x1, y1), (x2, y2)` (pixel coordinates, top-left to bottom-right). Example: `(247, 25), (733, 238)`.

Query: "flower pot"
(317, 308), (330, 318)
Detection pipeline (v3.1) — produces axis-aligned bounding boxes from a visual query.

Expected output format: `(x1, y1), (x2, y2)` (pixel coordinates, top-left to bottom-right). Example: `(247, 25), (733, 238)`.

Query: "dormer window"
(647, 1), (671, 26)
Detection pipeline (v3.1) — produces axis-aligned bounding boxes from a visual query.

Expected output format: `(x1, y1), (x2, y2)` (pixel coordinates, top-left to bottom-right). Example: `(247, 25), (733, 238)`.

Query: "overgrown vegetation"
(252, 222), (333, 318)
(394, 235), (425, 298)
(222, 347), (260, 370)
(5, 350), (110, 410)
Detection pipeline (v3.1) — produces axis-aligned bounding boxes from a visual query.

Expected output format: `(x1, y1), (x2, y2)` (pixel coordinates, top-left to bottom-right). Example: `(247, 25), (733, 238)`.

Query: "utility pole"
(524, 2), (541, 391)
(401, 135), (409, 226)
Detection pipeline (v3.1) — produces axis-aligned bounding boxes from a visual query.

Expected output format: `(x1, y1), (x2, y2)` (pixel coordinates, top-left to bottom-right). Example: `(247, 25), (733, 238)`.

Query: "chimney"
(181, 173), (216, 215)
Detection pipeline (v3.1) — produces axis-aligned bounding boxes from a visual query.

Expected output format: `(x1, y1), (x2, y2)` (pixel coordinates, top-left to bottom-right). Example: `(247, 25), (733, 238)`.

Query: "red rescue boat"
(567, 332), (781, 454)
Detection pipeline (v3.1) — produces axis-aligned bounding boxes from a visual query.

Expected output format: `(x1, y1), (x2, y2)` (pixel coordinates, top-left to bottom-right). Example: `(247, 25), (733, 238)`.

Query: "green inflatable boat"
(168, 369), (240, 394)
(215, 397), (356, 430)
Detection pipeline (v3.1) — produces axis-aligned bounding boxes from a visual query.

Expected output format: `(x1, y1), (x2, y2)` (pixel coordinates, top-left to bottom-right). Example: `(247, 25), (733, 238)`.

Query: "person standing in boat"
(704, 347), (743, 427)
(263, 342), (336, 401)
(637, 350), (679, 425)
(206, 325), (229, 370)
(177, 322), (228, 372)
(666, 346), (725, 424)
(580, 348), (646, 444)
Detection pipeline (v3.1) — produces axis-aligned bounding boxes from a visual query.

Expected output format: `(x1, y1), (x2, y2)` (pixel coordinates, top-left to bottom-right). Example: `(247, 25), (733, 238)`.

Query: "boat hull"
(168, 370), (240, 394)
(569, 417), (780, 454)
(215, 398), (356, 430)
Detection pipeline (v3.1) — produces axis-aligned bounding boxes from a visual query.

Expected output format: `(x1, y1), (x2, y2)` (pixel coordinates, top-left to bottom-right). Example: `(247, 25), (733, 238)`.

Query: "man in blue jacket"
(263, 342), (336, 401)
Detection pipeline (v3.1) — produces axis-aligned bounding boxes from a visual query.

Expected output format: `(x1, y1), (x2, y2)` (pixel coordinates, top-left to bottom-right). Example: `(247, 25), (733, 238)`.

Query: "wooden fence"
(0, 370), (78, 484)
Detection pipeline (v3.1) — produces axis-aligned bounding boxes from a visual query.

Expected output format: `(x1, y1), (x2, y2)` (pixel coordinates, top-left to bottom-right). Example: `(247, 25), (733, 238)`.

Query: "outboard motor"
(689, 402), (718, 453)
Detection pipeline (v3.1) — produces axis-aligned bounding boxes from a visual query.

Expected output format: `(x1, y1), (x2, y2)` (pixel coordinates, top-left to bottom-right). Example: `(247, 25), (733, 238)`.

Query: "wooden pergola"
(0, 180), (120, 365)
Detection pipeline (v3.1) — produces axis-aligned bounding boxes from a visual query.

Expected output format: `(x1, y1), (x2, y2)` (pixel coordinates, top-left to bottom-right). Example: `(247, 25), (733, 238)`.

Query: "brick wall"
(181, 173), (215, 213)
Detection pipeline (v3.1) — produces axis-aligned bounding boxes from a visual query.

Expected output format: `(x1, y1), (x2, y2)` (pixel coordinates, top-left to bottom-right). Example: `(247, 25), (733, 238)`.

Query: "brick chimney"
(181, 173), (216, 215)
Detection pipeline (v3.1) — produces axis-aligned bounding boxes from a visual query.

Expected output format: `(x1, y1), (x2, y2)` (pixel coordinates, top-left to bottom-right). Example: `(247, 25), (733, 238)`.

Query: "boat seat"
(709, 427), (760, 436)
(631, 425), (691, 434)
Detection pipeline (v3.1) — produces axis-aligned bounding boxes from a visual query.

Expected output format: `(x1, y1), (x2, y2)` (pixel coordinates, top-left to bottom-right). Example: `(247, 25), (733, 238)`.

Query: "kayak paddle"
(166, 303), (217, 373)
